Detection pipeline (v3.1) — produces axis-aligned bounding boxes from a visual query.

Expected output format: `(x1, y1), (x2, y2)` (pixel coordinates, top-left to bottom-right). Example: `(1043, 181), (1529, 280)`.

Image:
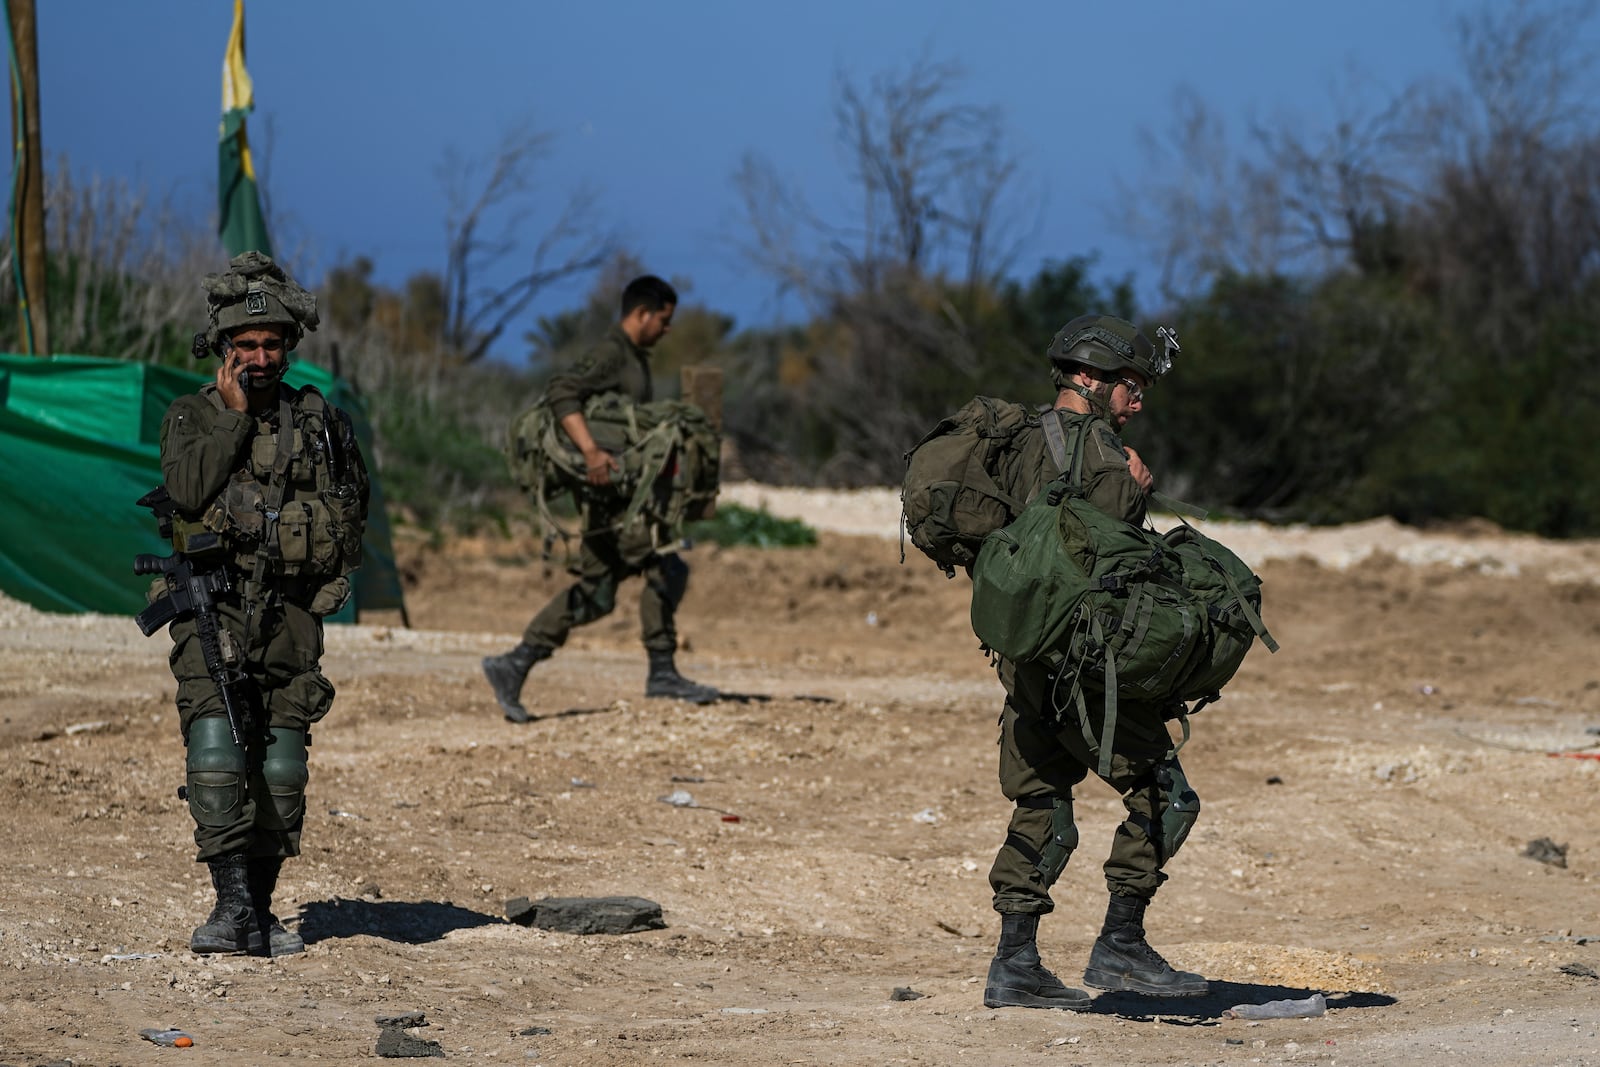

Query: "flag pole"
(218, 0), (273, 258)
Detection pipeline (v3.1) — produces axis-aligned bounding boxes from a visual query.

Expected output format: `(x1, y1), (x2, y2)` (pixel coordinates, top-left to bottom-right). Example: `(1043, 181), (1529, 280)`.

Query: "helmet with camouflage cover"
(190, 251), (320, 359)
(1046, 314), (1174, 383)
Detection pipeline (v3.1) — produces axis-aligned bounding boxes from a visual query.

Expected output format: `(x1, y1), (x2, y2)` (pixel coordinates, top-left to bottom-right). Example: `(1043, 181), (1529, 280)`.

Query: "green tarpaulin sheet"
(0, 353), (406, 623)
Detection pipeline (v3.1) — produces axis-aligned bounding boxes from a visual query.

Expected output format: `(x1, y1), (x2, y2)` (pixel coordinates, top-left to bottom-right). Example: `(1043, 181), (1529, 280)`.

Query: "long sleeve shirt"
(544, 325), (653, 419)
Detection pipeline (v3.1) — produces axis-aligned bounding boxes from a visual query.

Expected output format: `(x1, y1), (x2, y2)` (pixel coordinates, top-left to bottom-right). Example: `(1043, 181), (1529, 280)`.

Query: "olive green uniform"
(158, 383), (368, 862)
(523, 325), (686, 653)
(986, 409), (1197, 915)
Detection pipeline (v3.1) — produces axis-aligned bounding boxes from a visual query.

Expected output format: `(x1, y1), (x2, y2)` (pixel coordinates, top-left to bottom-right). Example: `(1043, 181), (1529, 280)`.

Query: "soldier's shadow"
(1087, 983), (1395, 1022)
(296, 897), (503, 946)
(538, 705), (624, 721)
(548, 692), (835, 716)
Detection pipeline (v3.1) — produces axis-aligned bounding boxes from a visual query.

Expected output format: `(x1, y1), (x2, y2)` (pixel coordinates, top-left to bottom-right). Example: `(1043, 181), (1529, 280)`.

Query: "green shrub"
(687, 503), (817, 548)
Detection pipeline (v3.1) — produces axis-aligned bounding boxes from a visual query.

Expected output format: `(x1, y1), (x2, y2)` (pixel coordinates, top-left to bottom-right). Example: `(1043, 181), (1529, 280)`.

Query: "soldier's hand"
(1124, 446), (1154, 493)
(216, 350), (248, 412)
(584, 449), (620, 487)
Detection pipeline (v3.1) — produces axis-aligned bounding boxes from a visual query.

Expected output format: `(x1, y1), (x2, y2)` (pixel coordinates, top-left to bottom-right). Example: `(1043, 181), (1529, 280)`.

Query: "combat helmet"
(1046, 314), (1176, 384)
(190, 251), (320, 360)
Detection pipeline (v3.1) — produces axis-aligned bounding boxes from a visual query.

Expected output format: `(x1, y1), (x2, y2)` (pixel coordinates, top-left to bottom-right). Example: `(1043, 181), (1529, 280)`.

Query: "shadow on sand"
(537, 704), (625, 721)
(297, 898), (504, 946)
(548, 691), (837, 716)
(1087, 982), (1395, 1022)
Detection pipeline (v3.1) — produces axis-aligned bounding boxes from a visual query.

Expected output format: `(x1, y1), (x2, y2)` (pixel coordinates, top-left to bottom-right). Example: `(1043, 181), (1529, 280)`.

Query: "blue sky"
(22, 1), (1523, 357)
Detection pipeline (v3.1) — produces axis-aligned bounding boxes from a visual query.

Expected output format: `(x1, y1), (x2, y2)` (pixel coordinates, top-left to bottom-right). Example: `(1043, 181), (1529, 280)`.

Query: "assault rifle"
(134, 532), (252, 748)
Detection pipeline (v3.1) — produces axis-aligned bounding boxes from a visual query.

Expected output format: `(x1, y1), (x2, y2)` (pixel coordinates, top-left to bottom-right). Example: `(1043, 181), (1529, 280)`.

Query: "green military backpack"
(900, 396), (1041, 575)
(969, 477), (1277, 774)
(507, 392), (721, 548)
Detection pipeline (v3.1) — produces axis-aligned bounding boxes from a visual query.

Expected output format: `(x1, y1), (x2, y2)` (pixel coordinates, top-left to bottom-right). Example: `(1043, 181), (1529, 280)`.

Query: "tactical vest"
(169, 386), (364, 579)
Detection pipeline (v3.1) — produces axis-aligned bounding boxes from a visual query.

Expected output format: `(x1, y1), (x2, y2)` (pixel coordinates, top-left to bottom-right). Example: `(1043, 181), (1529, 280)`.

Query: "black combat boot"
(983, 913), (1092, 1010)
(190, 854), (255, 955)
(481, 642), (552, 722)
(246, 857), (305, 957)
(644, 649), (719, 704)
(1083, 893), (1208, 996)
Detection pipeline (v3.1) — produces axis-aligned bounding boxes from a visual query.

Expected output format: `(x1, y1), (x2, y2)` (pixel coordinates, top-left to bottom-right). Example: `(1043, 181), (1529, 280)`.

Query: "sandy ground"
(2, 488), (1598, 1066)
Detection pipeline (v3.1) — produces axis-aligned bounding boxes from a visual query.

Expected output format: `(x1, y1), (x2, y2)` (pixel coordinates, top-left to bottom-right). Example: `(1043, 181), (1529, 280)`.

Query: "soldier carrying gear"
(971, 312), (1210, 1012)
(482, 274), (721, 723)
(141, 252), (367, 959)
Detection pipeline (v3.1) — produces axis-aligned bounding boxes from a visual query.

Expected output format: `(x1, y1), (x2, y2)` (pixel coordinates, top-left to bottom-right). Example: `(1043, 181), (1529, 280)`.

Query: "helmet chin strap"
(1067, 379), (1113, 418)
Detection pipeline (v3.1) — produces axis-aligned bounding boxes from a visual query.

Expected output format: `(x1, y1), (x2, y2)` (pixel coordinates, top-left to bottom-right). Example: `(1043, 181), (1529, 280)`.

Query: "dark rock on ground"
(375, 1028), (444, 1058)
(375, 1011), (444, 1059)
(505, 895), (666, 935)
(1524, 837), (1569, 868)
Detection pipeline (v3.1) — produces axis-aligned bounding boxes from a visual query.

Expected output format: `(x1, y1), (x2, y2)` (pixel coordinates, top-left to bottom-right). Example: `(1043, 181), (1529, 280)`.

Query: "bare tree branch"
(437, 122), (616, 362)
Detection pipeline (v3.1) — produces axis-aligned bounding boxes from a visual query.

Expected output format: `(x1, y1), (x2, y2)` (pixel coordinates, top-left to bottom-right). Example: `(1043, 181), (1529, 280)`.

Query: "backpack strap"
(1040, 410), (1070, 474)
(1038, 410), (1094, 501)
(1090, 613), (1118, 779)
(1066, 414), (1093, 489)
(1052, 409), (1206, 522)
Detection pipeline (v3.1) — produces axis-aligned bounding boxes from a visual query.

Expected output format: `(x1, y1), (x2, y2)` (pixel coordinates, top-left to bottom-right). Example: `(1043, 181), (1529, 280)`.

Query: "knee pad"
(260, 728), (309, 829)
(567, 573), (619, 625)
(652, 553), (690, 608)
(186, 714), (246, 829)
(1155, 760), (1201, 860)
(1031, 796), (1079, 887)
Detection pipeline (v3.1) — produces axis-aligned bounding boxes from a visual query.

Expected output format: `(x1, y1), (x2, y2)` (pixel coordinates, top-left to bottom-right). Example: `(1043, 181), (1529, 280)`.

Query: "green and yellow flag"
(218, 0), (273, 257)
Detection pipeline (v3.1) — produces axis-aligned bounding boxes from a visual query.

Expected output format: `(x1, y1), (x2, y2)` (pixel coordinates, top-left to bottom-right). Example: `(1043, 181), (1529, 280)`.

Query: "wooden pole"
(7, 0), (48, 356)
(681, 364), (729, 511)
(680, 364), (723, 431)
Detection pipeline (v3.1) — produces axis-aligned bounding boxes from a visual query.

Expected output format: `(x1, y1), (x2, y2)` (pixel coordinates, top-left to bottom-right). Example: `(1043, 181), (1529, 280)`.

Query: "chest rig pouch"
(191, 387), (362, 578)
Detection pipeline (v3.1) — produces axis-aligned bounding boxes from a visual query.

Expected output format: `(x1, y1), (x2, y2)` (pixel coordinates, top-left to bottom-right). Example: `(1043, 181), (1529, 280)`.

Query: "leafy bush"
(687, 503), (817, 548)
(367, 376), (521, 530)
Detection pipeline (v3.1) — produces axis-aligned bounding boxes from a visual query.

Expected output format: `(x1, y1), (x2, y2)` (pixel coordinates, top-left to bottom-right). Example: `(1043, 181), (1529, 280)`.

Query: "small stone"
(519, 1026), (553, 1036)
(375, 1012), (427, 1029)
(890, 987), (926, 1001)
(1524, 838), (1569, 868)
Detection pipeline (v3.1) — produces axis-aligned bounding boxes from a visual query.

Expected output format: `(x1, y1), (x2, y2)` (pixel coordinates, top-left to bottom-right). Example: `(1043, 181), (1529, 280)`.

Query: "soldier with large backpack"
(908, 315), (1220, 1010)
(482, 275), (720, 721)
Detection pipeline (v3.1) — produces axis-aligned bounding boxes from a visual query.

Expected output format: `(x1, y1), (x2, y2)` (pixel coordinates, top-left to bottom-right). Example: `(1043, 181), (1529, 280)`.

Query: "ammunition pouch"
(178, 479), (358, 579)
(178, 471), (269, 562)
(170, 515), (227, 559)
(274, 493), (361, 577)
(249, 426), (314, 482)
